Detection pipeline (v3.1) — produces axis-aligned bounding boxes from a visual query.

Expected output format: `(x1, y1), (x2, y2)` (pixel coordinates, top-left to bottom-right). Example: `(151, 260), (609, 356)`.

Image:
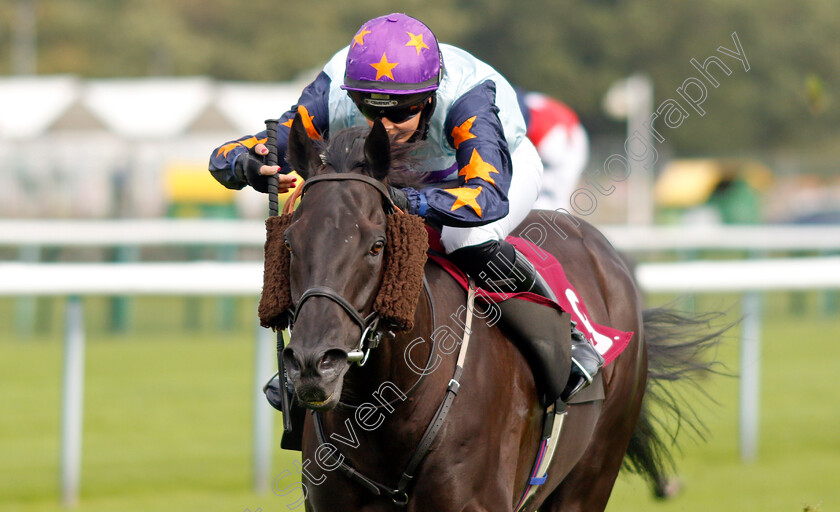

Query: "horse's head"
(280, 114), (401, 411)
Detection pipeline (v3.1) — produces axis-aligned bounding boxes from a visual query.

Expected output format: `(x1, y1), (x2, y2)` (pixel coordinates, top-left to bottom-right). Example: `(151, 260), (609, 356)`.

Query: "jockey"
(209, 13), (602, 403)
(515, 88), (590, 212)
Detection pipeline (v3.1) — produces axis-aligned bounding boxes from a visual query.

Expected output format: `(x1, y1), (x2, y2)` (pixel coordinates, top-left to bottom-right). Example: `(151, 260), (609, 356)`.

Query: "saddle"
(425, 227), (633, 371)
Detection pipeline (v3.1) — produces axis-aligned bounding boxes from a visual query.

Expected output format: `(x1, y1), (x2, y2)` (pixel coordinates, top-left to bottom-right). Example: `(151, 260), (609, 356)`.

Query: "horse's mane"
(315, 126), (428, 189)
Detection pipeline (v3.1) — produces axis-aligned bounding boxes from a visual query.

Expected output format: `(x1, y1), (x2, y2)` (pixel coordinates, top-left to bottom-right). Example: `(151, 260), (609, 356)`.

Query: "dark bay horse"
(273, 114), (722, 511)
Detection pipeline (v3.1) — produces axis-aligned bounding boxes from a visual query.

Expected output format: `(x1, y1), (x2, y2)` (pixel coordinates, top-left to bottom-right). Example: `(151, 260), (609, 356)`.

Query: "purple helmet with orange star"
(342, 13), (442, 96)
(342, 13), (443, 108)
(342, 14), (443, 137)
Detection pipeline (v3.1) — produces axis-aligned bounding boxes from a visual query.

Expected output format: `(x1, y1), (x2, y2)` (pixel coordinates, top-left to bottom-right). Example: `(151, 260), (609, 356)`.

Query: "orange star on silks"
(405, 32), (430, 55)
(215, 136), (267, 158)
(240, 136), (267, 149)
(451, 116), (477, 149)
(216, 141), (241, 158)
(370, 53), (398, 81)
(353, 27), (371, 48)
(280, 105), (322, 140)
(447, 186), (484, 217)
(459, 149), (500, 186)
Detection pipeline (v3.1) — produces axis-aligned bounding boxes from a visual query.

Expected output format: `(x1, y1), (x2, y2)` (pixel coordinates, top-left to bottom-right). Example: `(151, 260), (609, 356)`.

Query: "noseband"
(291, 286), (380, 364)
(289, 173), (396, 365)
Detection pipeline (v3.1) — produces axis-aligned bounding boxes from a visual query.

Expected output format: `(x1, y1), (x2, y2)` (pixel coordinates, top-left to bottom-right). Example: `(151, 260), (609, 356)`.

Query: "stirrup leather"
(514, 400), (568, 512)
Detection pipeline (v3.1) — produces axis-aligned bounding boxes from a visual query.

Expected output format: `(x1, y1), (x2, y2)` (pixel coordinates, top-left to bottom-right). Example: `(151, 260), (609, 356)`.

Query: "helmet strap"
(409, 94), (437, 143)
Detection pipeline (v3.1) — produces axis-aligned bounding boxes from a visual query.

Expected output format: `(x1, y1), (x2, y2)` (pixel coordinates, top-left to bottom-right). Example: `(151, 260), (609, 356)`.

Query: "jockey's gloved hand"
(234, 153), (273, 193)
(389, 186), (410, 212)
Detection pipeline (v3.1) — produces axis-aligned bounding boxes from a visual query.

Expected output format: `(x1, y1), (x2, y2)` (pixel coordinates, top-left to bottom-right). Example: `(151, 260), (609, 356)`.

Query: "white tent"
(0, 75), (79, 139)
(0, 75), (311, 218)
(83, 77), (216, 139)
(215, 82), (302, 133)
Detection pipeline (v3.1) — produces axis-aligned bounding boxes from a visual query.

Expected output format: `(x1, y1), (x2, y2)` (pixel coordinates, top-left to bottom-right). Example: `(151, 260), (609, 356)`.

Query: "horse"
(266, 113), (724, 511)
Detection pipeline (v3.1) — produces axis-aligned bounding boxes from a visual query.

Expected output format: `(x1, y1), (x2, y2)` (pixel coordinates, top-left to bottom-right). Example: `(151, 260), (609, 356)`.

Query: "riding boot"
(449, 240), (554, 298)
(264, 373), (306, 451)
(493, 297), (572, 406)
(483, 245), (604, 402)
(449, 240), (604, 403)
(562, 320), (605, 401)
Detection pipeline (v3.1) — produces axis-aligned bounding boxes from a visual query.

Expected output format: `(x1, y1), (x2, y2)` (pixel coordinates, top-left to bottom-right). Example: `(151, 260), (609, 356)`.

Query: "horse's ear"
(285, 112), (320, 180)
(364, 118), (391, 181)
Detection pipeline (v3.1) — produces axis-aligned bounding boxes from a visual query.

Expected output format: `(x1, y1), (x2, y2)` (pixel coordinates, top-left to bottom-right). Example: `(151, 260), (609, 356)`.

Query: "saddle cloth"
(426, 228), (633, 366)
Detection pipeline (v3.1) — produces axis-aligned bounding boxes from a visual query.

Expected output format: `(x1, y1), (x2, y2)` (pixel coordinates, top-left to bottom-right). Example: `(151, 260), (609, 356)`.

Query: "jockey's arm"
(400, 81), (513, 228)
(208, 72), (331, 193)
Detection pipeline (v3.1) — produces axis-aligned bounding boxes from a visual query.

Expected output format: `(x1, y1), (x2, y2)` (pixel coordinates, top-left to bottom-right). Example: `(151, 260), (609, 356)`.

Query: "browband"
(301, 173), (395, 213)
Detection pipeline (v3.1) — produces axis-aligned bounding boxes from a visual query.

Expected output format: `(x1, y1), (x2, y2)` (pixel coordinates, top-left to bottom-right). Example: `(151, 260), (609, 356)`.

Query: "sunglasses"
(349, 92), (430, 123)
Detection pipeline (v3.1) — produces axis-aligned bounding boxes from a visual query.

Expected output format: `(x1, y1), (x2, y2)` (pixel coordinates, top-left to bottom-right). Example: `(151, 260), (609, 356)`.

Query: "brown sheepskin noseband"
(258, 210), (428, 332)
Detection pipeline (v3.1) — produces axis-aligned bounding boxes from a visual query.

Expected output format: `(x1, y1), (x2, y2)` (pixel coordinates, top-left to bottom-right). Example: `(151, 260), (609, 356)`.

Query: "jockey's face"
(364, 112), (422, 143)
(354, 95), (431, 143)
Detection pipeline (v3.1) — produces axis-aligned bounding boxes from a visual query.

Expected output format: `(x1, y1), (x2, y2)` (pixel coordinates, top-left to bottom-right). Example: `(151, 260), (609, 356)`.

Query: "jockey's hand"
(389, 186), (410, 212)
(235, 143), (297, 194)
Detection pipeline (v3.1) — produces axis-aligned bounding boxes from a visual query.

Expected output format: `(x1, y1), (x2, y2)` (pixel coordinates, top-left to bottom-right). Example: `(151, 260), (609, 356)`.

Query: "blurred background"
(0, 0), (838, 222)
(0, 1), (838, 511)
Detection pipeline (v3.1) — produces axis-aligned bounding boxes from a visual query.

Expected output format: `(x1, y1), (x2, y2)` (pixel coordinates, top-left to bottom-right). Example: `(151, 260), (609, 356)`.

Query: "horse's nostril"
(319, 349), (348, 372)
(282, 347), (301, 375)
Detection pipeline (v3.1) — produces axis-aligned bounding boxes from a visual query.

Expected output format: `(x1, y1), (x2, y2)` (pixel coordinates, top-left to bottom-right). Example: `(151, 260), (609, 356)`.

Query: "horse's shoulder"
(422, 259), (464, 294)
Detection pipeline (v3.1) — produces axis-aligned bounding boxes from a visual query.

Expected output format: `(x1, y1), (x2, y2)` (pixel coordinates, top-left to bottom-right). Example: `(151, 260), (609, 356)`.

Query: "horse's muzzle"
(283, 346), (349, 410)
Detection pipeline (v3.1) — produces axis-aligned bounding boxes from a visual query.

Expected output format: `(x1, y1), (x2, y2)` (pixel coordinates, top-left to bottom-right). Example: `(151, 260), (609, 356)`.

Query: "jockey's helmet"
(342, 13), (442, 130)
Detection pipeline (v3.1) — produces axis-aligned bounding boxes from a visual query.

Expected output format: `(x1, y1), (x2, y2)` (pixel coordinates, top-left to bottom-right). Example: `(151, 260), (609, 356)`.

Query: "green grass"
(1, 293), (838, 511)
(1, 297), (301, 512)
(608, 294), (840, 512)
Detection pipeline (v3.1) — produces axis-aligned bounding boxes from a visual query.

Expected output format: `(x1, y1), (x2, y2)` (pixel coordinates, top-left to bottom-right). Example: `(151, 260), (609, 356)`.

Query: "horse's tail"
(622, 306), (734, 498)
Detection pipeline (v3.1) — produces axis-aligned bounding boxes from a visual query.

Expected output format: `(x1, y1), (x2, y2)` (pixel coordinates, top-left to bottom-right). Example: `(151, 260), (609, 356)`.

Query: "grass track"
(1, 293), (838, 511)
(608, 295), (839, 512)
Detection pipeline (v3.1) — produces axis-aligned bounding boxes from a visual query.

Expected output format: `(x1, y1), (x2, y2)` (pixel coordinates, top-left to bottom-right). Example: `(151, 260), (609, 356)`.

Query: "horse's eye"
(284, 238), (292, 252)
(369, 240), (385, 256)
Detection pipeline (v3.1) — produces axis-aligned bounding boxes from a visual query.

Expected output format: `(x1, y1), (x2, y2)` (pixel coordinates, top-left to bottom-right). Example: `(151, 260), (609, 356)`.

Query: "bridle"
(290, 286), (381, 365)
(300, 173), (396, 212)
(287, 173), (396, 366)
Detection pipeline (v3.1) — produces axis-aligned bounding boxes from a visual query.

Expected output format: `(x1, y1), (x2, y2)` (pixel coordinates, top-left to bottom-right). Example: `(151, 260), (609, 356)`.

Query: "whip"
(264, 118), (293, 432)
